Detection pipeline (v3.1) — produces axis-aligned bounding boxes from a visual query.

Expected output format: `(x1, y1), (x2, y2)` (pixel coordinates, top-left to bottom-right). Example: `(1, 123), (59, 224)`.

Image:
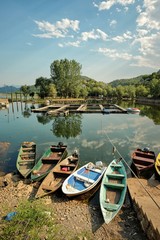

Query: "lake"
(1, 101), (160, 175)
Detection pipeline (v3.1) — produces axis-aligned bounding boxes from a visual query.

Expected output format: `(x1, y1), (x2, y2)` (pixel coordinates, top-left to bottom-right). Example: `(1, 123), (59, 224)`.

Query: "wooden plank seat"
(104, 182), (125, 189)
(110, 164), (122, 168)
(19, 159), (35, 164)
(60, 164), (76, 167)
(21, 152), (35, 156)
(53, 170), (72, 174)
(22, 147), (34, 151)
(42, 157), (60, 161)
(134, 151), (155, 157)
(103, 202), (120, 211)
(133, 156), (154, 163)
(74, 173), (95, 184)
(42, 184), (54, 191)
(86, 167), (102, 173)
(107, 173), (125, 179)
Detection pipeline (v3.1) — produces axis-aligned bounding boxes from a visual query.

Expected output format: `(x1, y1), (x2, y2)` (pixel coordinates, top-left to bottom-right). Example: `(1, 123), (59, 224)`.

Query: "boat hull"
(16, 141), (36, 178)
(131, 148), (156, 179)
(31, 143), (67, 182)
(99, 159), (127, 224)
(35, 152), (79, 198)
(62, 162), (106, 197)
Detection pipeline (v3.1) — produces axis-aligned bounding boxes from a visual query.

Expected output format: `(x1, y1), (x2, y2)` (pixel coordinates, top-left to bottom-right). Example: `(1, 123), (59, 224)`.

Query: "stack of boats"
(16, 141), (128, 224)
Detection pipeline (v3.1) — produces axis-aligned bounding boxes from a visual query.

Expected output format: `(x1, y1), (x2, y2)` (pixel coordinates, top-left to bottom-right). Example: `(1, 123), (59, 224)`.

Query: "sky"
(0, 0), (160, 87)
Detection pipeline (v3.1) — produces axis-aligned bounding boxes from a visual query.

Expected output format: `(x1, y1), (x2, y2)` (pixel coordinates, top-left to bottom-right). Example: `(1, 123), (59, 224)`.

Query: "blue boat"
(62, 161), (106, 197)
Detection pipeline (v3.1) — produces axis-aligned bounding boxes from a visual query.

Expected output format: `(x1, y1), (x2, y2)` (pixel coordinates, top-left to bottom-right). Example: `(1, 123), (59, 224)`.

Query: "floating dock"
(127, 177), (160, 240)
(31, 104), (127, 115)
(0, 98), (9, 108)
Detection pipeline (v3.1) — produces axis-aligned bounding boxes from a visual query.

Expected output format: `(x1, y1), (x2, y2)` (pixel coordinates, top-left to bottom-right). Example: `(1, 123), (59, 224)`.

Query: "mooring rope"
(105, 131), (160, 210)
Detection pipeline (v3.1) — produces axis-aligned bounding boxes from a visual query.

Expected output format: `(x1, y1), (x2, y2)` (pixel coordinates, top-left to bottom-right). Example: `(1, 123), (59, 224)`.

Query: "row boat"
(35, 151), (79, 198)
(62, 161), (106, 197)
(131, 148), (156, 179)
(99, 159), (127, 224)
(31, 142), (67, 182)
(16, 141), (36, 178)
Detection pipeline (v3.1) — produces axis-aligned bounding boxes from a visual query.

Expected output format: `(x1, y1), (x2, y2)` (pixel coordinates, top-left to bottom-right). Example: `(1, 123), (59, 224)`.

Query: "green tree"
(20, 85), (30, 101)
(149, 78), (160, 98)
(35, 77), (52, 99)
(136, 85), (149, 97)
(48, 83), (57, 98)
(50, 59), (82, 97)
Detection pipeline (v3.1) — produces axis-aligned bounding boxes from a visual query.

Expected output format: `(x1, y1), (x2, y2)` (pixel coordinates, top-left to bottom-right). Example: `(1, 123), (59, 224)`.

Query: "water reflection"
(1, 102), (160, 174)
(52, 114), (82, 139)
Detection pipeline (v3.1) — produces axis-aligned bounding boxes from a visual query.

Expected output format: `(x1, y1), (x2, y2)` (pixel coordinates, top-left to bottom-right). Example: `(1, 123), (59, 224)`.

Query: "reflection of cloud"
(81, 139), (104, 149)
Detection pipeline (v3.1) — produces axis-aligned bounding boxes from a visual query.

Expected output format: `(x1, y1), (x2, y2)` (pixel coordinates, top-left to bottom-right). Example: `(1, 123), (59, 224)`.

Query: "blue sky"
(0, 0), (159, 87)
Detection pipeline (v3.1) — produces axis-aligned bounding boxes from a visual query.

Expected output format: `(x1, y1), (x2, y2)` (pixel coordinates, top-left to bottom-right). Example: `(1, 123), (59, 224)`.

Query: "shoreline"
(0, 172), (148, 240)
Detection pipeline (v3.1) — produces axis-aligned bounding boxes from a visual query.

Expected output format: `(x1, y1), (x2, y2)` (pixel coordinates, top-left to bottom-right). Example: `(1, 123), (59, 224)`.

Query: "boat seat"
(104, 182), (125, 189)
(74, 173), (95, 184)
(19, 159), (35, 163)
(103, 202), (120, 211)
(107, 173), (125, 179)
(111, 164), (122, 168)
(42, 157), (59, 161)
(21, 152), (35, 156)
(133, 156), (154, 163)
(86, 167), (102, 173)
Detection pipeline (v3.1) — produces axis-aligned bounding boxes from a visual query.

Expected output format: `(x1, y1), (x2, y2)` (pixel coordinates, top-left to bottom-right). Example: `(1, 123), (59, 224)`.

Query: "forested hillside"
(109, 70), (160, 87)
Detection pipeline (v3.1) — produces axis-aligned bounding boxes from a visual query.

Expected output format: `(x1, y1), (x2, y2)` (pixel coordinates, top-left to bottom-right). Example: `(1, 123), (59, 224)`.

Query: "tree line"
(20, 59), (160, 100)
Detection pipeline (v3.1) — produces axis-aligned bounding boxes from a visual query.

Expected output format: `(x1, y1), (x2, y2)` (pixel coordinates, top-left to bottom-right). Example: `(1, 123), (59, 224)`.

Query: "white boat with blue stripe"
(62, 161), (107, 197)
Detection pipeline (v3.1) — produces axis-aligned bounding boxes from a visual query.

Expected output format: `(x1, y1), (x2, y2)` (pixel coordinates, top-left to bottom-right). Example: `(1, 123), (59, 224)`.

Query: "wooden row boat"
(35, 151), (79, 198)
(16, 141), (36, 178)
(131, 148), (156, 179)
(99, 159), (127, 224)
(62, 161), (107, 197)
(31, 142), (67, 182)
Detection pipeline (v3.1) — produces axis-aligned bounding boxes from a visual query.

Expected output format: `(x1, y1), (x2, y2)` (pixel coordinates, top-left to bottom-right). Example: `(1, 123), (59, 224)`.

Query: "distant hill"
(109, 70), (160, 87)
(0, 85), (20, 93)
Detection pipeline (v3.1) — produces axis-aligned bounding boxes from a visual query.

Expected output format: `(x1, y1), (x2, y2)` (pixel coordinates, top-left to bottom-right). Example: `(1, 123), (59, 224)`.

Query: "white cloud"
(112, 35), (125, 42)
(95, 0), (135, 11)
(65, 41), (81, 47)
(136, 0), (160, 30)
(81, 29), (108, 41)
(110, 20), (117, 27)
(33, 18), (80, 39)
(112, 31), (133, 42)
(98, 47), (133, 60)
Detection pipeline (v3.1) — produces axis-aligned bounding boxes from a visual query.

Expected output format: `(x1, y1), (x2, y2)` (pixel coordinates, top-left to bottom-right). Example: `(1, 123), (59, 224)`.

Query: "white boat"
(127, 107), (140, 113)
(62, 161), (107, 197)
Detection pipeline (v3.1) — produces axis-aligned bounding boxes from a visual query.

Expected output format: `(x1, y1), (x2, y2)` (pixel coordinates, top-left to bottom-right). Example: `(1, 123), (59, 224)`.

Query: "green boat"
(31, 142), (67, 182)
(16, 141), (36, 178)
(99, 159), (127, 224)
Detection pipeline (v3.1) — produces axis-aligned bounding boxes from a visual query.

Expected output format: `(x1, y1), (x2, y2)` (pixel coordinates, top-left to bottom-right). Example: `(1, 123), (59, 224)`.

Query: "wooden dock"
(31, 103), (127, 115)
(0, 98), (9, 108)
(127, 177), (160, 240)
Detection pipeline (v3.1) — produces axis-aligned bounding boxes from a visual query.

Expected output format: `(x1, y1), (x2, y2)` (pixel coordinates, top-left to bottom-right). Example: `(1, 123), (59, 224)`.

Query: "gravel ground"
(0, 172), (148, 240)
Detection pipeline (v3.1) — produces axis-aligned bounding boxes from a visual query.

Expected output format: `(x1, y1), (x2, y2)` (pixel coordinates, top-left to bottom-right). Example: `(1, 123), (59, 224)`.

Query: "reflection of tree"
(36, 113), (55, 125)
(140, 105), (160, 125)
(22, 104), (31, 118)
(52, 114), (82, 139)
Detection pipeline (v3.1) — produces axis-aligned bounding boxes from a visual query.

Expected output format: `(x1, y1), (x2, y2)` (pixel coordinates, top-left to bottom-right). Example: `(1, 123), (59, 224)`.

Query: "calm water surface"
(1, 102), (160, 175)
